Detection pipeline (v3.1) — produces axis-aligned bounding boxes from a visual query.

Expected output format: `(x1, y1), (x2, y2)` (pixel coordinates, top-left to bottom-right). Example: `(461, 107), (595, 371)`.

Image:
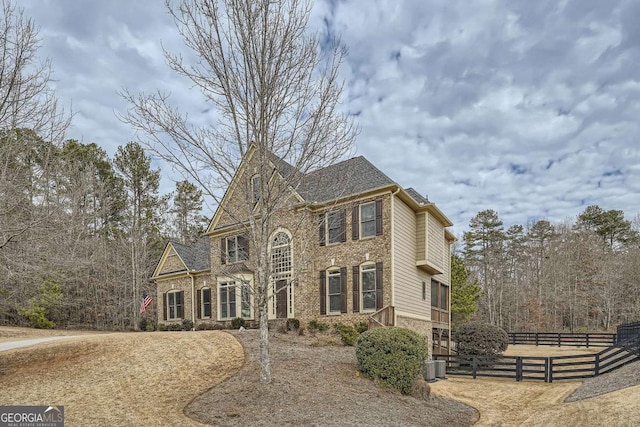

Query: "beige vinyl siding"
(393, 195), (431, 318)
(433, 239), (451, 286)
(426, 213), (445, 272)
(416, 213), (426, 260)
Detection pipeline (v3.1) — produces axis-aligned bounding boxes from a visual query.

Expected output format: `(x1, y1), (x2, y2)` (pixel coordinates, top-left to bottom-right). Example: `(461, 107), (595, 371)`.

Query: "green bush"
(286, 318), (300, 331)
(158, 323), (167, 331)
(196, 322), (215, 330)
(182, 319), (194, 331)
(354, 321), (368, 334)
(308, 319), (329, 332)
(231, 317), (245, 329)
(453, 322), (508, 356)
(335, 323), (359, 346)
(356, 327), (428, 395)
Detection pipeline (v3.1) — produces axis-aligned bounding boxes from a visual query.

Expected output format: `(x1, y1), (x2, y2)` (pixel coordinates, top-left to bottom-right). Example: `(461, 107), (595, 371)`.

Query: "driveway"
(0, 336), (82, 352)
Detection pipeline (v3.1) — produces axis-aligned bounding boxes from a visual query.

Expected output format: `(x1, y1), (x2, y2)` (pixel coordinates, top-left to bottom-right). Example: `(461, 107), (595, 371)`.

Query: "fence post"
(548, 357), (553, 383)
(594, 353), (600, 377)
(586, 334), (590, 348)
(516, 357), (522, 381)
(535, 333), (539, 346)
(512, 333), (516, 345)
(472, 356), (478, 379)
(558, 334), (561, 347)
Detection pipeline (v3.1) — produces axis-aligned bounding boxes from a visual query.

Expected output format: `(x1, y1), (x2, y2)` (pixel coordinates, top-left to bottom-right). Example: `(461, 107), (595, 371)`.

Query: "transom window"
(327, 269), (342, 313)
(271, 232), (291, 277)
(360, 202), (376, 238)
(167, 290), (183, 320)
(361, 264), (377, 310)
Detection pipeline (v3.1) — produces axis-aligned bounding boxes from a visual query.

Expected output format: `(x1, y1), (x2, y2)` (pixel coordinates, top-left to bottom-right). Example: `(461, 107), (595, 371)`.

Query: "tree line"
(459, 207), (640, 332)
(0, 134), (207, 329)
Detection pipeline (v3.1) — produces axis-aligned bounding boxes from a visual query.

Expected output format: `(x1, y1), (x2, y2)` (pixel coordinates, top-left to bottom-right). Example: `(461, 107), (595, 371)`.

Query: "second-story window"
(352, 199), (383, 240)
(221, 235), (249, 264)
(251, 174), (261, 204)
(319, 210), (346, 246)
(360, 202), (376, 238)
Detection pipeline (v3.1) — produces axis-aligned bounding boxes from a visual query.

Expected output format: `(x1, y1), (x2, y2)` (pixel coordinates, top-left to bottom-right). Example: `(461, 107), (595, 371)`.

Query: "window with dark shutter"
(352, 266), (360, 312)
(339, 209), (347, 242)
(197, 289), (202, 319)
(375, 199), (383, 236)
(220, 238), (226, 264)
(177, 291), (185, 318)
(361, 264), (376, 311)
(375, 262), (383, 309)
(238, 235), (249, 261)
(319, 271), (326, 315)
(162, 292), (167, 321)
(319, 213), (326, 246)
(360, 202), (376, 238)
(352, 206), (359, 241)
(202, 288), (212, 318)
(340, 267), (347, 313)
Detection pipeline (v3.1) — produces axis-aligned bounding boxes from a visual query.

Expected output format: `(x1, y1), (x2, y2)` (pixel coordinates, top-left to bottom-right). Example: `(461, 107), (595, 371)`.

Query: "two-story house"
(152, 148), (454, 353)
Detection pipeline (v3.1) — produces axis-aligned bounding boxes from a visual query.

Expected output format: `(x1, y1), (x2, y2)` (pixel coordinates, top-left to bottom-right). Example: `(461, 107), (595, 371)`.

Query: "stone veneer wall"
(396, 315), (433, 354)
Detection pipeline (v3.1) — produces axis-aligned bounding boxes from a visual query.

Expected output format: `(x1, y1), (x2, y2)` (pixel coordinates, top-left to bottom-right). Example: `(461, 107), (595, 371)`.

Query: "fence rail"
(507, 332), (616, 347)
(434, 344), (640, 383)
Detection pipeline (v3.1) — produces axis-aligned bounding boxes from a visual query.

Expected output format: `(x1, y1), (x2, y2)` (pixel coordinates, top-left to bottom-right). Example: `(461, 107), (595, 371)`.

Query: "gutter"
(188, 270), (196, 328)
(390, 186), (401, 326)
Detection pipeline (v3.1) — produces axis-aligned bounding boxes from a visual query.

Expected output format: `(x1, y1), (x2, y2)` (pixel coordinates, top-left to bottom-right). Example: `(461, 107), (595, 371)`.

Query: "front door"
(276, 279), (288, 319)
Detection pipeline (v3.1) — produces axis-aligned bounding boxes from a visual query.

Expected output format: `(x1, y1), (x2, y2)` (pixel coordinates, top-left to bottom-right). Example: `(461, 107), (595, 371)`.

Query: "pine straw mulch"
(187, 329), (478, 427)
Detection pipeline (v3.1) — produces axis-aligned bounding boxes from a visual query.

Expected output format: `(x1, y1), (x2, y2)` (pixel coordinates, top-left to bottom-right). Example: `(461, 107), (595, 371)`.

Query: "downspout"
(390, 187), (401, 326)
(189, 270), (196, 329)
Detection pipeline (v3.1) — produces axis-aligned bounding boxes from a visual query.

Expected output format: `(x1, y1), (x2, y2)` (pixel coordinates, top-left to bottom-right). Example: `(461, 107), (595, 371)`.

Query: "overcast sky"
(21, 0), (640, 236)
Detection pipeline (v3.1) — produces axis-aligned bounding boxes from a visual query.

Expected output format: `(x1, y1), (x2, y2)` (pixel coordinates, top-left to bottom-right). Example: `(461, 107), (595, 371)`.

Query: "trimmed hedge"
(453, 322), (508, 356)
(355, 327), (428, 395)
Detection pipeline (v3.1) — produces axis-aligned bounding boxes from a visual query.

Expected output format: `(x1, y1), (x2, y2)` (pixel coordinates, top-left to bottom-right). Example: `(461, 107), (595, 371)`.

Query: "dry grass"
(0, 330), (244, 426)
(504, 344), (602, 357)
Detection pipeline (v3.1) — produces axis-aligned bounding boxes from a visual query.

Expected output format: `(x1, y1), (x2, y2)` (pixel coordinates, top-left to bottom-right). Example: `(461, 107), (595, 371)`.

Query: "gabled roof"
(168, 238), (210, 272)
(297, 156), (395, 203)
(405, 187), (429, 205)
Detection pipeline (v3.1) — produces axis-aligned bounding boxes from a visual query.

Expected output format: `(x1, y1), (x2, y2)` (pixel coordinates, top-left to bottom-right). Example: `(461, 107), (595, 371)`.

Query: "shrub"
(453, 322), (508, 356)
(354, 321), (368, 334)
(158, 323), (167, 331)
(308, 319), (329, 332)
(182, 319), (194, 331)
(356, 327), (428, 395)
(231, 317), (245, 329)
(139, 317), (149, 331)
(196, 322), (215, 331)
(286, 318), (300, 331)
(335, 323), (359, 346)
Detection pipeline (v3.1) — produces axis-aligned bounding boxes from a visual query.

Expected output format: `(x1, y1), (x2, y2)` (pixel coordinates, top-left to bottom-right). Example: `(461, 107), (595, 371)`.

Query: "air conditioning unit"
(423, 361), (436, 382)
(434, 360), (446, 379)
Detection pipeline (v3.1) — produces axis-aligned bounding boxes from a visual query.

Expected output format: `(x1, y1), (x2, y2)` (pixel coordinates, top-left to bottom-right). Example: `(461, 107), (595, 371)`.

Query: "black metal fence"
(433, 345), (640, 383)
(507, 332), (616, 347)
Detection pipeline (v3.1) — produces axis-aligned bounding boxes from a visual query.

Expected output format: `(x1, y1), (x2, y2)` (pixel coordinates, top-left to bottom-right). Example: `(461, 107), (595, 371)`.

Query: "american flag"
(140, 292), (152, 313)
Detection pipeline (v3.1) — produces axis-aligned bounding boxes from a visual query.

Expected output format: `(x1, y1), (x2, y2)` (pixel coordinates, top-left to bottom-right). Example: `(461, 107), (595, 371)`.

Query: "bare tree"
(121, 0), (356, 382)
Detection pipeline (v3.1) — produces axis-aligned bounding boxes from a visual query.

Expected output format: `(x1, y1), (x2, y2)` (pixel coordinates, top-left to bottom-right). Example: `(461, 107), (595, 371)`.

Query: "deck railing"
(368, 306), (395, 329)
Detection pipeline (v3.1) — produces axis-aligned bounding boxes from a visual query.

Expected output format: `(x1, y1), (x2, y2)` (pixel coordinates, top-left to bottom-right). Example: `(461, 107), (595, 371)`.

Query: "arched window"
(271, 232), (291, 277)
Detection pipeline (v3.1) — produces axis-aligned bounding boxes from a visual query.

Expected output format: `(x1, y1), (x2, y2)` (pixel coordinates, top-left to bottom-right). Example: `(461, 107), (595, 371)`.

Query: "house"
(152, 148), (454, 353)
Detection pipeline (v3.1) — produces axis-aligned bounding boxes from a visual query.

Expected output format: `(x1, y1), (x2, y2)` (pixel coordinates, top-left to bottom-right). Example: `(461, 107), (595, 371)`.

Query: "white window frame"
(268, 229), (295, 319)
(201, 287), (212, 319)
(360, 263), (377, 312)
(217, 276), (253, 320)
(327, 269), (342, 314)
(326, 211), (341, 245)
(360, 202), (376, 239)
(225, 235), (248, 264)
(167, 290), (183, 320)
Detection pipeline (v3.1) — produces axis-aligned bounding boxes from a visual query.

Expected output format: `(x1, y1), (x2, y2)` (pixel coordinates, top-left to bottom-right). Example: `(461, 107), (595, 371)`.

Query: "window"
(431, 279), (449, 310)
(319, 210), (345, 246)
(219, 281), (252, 320)
(360, 202), (376, 238)
(327, 212), (341, 244)
(221, 235), (249, 264)
(251, 174), (261, 204)
(219, 282), (236, 319)
(361, 264), (376, 310)
(327, 269), (342, 313)
(271, 232), (292, 277)
(352, 199), (382, 240)
(201, 288), (211, 318)
(167, 290), (183, 320)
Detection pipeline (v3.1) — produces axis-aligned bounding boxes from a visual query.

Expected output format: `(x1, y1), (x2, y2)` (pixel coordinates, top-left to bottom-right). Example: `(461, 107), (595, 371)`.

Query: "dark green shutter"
(339, 210), (347, 242)
(375, 262), (383, 310)
(340, 267), (347, 313)
(319, 270), (326, 315)
(352, 266), (360, 313)
(352, 206), (359, 241)
(375, 199), (383, 236)
(197, 289), (202, 319)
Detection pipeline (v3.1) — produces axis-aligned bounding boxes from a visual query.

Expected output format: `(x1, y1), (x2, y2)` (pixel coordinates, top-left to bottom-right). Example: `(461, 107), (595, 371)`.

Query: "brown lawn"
(0, 329), (244, 426)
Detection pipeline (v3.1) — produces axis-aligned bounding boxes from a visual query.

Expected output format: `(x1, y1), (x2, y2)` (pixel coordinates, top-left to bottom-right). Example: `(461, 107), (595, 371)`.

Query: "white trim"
(359, 201), (376, 239)
(216, 274), (254, 321)
(200, 287), (212, 319)
(359, 262), (377, 312)
(268, 228), (294, 319)
(326, 268), (342, 315)
(166, 289), (183, 321)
